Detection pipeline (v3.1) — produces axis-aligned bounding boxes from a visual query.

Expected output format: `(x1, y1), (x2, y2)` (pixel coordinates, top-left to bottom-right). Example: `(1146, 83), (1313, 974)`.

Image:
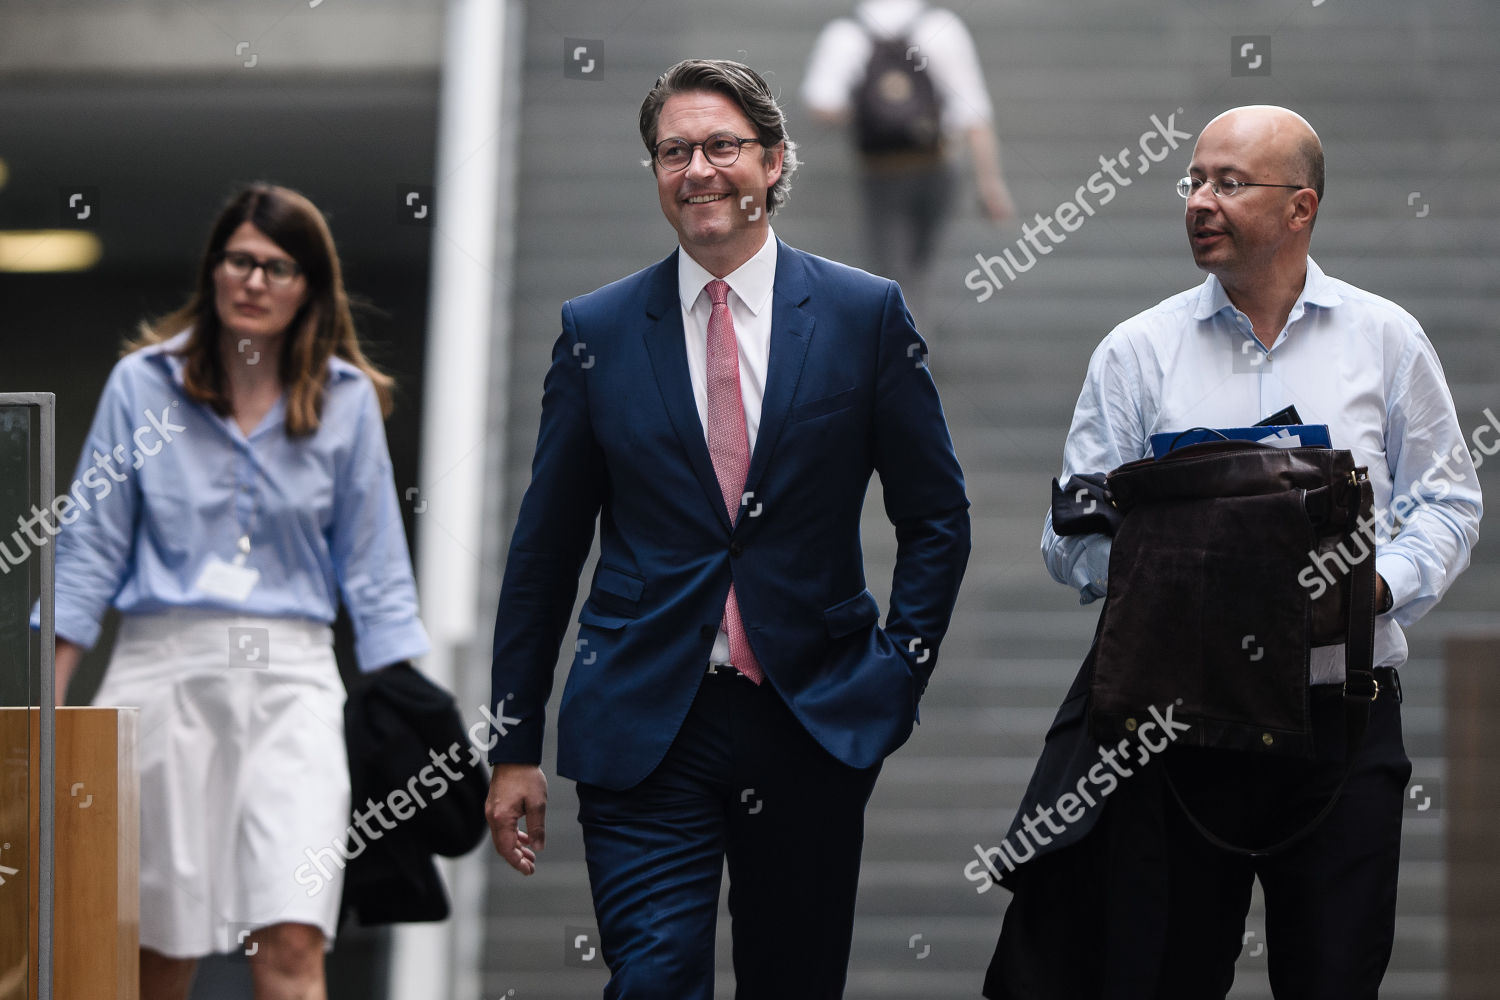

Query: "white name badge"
(194, 555), (261, 603)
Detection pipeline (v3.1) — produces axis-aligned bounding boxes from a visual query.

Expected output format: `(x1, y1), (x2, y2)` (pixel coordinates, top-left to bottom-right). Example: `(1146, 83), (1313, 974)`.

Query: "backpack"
(852, 12), (943, 155)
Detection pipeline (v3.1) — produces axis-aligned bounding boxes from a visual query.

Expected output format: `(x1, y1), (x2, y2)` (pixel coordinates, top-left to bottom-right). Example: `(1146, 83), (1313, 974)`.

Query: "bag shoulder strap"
(1167, 473), (1377, 858)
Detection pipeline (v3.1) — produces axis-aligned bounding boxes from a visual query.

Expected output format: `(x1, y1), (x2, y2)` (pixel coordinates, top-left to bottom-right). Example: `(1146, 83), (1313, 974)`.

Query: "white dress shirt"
(678, 229), (779, 665)
(1043, 257), (1482, 682)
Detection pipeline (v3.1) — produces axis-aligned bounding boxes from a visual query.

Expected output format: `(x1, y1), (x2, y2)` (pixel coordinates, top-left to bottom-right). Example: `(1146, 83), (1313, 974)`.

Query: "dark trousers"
(575, 668), (883, 1000)
(988, 675), (1410, 1000)
(858, 159), (956, 324)
(1155, 679), (1411, 999)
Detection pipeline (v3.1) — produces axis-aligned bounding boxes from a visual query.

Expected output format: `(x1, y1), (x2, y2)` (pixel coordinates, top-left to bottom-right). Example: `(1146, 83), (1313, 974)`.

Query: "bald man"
(981, 106), (1481, 998)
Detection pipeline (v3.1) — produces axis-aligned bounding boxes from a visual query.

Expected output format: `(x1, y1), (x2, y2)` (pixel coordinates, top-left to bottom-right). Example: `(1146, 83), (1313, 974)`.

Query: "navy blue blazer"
(489, 240), (971, 790)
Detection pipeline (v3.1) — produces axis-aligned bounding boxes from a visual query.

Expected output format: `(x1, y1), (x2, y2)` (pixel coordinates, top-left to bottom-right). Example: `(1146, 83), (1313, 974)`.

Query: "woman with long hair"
(48, 183), (429, 999)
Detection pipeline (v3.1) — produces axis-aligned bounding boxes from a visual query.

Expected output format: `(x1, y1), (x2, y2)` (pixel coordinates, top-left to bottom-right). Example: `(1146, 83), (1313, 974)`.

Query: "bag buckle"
(1343, 677), (1379, 701)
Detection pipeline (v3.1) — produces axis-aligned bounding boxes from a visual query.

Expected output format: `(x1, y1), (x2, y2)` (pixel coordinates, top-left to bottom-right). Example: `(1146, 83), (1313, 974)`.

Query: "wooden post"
(0, 708), (138, 1000)
(1446, 634), (1500, 1000)
(0, 710), (29, 1000)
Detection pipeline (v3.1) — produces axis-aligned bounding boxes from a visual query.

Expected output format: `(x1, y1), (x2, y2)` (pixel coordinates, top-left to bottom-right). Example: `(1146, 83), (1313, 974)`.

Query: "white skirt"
(95, 609), (349, 957)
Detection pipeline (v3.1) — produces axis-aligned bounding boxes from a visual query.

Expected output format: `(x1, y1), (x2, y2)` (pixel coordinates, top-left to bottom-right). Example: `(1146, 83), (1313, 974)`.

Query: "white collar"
(1193, 255), (1344, 323)
(677, 227), (778, 316)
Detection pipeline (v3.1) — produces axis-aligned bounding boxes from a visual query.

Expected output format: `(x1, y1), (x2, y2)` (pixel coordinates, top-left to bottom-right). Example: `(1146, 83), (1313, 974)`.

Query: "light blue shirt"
(36, 330), (429, 672)
(1043, 257), (1482, 680)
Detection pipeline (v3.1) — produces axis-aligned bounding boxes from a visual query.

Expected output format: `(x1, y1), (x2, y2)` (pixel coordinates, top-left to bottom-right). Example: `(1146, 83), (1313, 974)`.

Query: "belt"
(706, 662), (755, 681)
(1314, 666), (1401, 704)
(859, 148), (947, 173)
(1374, 665), (1401, 703)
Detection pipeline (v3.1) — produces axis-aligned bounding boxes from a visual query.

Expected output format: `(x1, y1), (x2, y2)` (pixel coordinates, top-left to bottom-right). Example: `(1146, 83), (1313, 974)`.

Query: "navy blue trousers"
(575, 667), (883, 999)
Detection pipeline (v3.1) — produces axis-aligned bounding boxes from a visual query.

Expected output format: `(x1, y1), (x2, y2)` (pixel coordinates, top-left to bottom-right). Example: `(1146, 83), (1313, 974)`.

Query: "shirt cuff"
(29, 601), (104, 650)
(1374, 550), (1420, 615)
(1077, 537), (1112, 604)
(354, 618), (431, 673)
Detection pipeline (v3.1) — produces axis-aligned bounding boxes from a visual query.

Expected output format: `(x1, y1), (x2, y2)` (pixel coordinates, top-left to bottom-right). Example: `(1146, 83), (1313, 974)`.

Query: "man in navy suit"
(484, 58), (970, 998)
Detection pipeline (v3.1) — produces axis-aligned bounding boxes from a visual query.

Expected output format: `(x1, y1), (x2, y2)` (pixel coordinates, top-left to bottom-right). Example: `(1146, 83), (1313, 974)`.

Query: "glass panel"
(0, 399), (42, 1000)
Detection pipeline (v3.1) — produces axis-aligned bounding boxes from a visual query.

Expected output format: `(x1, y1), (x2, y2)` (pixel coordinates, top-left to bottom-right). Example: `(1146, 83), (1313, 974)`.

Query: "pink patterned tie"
(705, 279), (763, 684)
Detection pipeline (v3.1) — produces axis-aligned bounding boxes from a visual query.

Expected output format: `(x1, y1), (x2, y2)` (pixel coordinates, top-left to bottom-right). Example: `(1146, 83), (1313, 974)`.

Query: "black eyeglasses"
(218, 250), (302, 286)
(653, 132), (762, 172)
(1177, 177), (1306, 199)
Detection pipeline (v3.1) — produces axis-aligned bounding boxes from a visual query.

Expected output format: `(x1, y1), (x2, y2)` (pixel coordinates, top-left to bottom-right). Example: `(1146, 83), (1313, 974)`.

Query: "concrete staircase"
(480, 1), (1499, 997)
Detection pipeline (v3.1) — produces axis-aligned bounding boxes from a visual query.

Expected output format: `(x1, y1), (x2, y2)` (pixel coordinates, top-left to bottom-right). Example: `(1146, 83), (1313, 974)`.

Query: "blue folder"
(1150, 424), (1333, 458)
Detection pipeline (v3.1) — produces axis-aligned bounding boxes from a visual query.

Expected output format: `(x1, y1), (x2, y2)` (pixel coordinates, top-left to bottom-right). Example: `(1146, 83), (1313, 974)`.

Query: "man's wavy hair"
(638, 59), (798, 215)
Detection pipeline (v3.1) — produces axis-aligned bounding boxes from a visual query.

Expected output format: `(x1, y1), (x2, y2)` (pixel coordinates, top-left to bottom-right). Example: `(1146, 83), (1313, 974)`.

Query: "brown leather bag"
(1089, 438), (1376, 758)
(1087, 438), (1379, 856)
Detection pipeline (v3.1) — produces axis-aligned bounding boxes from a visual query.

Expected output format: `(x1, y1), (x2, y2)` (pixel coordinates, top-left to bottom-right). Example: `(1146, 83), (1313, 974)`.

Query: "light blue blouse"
(37, 330), (429, 672)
